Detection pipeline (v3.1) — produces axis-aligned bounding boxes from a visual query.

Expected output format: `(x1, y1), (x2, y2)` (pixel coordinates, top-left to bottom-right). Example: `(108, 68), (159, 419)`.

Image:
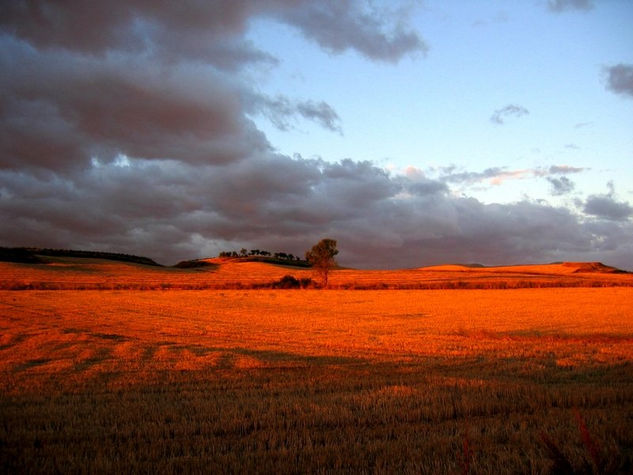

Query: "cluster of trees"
(219, 238), (339, 287)
(218, 249), (302, 261)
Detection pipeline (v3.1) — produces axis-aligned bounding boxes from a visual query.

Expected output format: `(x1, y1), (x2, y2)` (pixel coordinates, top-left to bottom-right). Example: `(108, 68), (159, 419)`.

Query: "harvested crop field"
(1, 286), (632, 473)
(1, 257), (632, 290)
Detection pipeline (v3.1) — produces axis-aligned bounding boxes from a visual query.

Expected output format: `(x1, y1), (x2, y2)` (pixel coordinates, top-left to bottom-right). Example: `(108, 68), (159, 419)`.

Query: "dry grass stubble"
(1, 288), (632, 473)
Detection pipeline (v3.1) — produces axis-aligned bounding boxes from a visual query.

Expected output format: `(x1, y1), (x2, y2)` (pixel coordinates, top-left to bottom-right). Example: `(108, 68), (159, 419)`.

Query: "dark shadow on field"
(3, 350), (632, 467)
(90, 332), (129, 342)
(0, 333), (31, 351)
(73, 347), (112, 372)
(141, 341), (364, 368)
(51, 341), (81, 352)
(216, 352), (235, 369)
(171, 260), (220, 271)
(232, 347), (363, 366)
(142, 344), (160, 361)
(2, 357), (631, 474)
(453, 328), (633, 344)
(11, 358), (52, 372)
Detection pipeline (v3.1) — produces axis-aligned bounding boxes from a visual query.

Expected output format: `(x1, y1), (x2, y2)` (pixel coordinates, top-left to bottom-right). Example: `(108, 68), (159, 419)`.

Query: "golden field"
(1, 256), (632, 289)
(1, 257), (632, 473)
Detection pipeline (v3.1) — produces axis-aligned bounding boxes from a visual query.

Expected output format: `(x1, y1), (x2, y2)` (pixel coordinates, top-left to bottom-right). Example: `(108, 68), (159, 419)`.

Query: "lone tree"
(305, 238), (338, 287)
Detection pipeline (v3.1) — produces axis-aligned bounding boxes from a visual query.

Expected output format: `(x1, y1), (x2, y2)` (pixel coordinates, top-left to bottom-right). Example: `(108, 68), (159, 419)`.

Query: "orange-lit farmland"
(1, 261), (633, 473)
(1, 257), (632, 290)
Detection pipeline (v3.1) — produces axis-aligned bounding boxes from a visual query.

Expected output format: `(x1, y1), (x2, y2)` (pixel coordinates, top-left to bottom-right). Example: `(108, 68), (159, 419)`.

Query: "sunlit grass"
(1, 287), (632, 472)
(1, 258), (631, 289)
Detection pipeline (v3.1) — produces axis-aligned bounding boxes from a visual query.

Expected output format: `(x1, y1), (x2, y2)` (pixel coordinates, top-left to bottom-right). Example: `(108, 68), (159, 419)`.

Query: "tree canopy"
(305, 238), (338, 287)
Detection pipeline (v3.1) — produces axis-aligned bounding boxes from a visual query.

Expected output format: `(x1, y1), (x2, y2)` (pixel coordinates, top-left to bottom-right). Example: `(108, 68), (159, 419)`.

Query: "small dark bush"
(299, 278), (313, 288)
(271, 275), (314, 289)
(274, 275), (301, 289)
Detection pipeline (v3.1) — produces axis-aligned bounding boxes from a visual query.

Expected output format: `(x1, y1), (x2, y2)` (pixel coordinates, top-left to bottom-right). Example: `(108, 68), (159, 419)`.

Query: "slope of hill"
(177, 255), (310, 268)
(423, 262), (625, 275)
(0, 253), (630, 290)
(0, 247), (161, 266)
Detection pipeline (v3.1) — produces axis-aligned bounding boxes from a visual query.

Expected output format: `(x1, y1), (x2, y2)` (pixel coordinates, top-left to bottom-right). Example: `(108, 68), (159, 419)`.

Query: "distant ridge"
(1, 251), (632, 290)
(421, 261), (628, 274)
(561, 262), (625, 274)
(1, 246), (629, 275)
(0, 247), (162, 267)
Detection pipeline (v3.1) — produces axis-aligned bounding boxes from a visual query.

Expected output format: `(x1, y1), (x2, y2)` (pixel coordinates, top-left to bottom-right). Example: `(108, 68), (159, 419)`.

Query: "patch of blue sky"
(246, 0), (633, 204)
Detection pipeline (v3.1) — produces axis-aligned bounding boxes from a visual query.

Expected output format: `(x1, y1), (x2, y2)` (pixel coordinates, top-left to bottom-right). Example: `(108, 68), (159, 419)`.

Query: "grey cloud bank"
(2, 156), (632, 269)
(0, 0), (426, 64)
(584, 195), (633, 222)
(1, 1), (632, 270)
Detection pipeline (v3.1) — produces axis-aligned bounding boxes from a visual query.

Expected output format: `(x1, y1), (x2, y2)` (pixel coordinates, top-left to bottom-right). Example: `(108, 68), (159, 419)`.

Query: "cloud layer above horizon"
(1, 1), (632, 269)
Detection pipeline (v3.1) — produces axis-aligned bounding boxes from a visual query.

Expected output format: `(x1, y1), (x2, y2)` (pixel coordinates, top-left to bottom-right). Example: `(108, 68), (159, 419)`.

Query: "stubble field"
(1, 274), (632, 473)
(2, 256), (632, 290)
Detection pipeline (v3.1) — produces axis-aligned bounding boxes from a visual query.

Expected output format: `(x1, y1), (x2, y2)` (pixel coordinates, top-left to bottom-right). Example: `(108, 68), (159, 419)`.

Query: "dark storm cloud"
(0, 1), (275, 69)
(490, 105), (529, 124)
(275, 1), (428, 62)
(547, 176), (575, 195)
(547, 0), (594, 12)
(2, 156), (633, 270)
(584, 195), (633, 221)
(0, 37), (268, 170)
(0, 0), (422, 170)
(1, 1), (632, 271)
(604, 64), (633, 98)
(0, 0), (426, 64)
(406, 180), (449, 196)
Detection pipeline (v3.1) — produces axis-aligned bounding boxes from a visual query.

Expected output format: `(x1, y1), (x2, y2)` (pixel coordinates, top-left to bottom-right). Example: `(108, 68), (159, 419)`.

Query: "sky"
(1, 0), (632, 269)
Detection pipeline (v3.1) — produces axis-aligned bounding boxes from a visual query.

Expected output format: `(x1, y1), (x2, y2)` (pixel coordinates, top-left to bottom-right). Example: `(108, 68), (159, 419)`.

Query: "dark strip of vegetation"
(0, 247), (161, 266)
(240, 256), (311, 267)
(219, 249), (311, 267)
(173, 260), (216, 269)
(176, 256), (310, 268)
(0, 247), (45, 264)
(2, 278), (632, 291)
(269, 275), (314, 289)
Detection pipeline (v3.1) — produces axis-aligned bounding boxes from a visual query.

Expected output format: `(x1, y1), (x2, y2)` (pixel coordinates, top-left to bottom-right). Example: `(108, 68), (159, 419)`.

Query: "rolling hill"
(1, 248), (632, 473)
(0, 247), (630, 289)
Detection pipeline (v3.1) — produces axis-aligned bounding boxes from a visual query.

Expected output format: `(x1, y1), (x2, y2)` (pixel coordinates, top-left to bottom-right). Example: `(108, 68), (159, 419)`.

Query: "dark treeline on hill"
(215, 249), (310, 267)
(0, 247), (161, 267)
(173, 248), (311, 269)
(0, 247), (44, 264)
(0, 246), (310, 269)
